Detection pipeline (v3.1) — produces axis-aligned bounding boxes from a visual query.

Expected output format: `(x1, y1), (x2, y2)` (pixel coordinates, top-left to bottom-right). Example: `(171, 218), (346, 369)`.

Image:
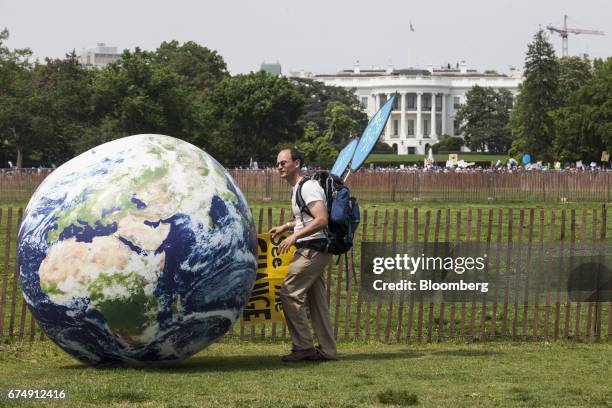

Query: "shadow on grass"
(430, 349), (502, 357)
(60, 350), (426, 372)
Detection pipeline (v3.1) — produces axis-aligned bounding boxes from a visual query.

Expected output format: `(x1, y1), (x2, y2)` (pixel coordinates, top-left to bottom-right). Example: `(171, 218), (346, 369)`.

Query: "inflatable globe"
(18, 134), (257, 366)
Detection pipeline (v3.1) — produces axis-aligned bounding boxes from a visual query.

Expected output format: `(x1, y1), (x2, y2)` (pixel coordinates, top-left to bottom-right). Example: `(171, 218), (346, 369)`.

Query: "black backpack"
(295, 171), (360, 255)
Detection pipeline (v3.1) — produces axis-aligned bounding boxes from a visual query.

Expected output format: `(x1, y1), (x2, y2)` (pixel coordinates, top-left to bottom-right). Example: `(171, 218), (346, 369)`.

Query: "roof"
(314, 67), (509, 79)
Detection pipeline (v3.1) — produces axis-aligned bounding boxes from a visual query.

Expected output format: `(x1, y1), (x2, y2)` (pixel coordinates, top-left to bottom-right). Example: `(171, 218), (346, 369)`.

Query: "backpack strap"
(295, 176), (313, 222)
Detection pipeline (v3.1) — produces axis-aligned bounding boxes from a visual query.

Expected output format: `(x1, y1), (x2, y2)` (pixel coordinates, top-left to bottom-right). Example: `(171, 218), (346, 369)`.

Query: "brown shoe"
(281, 348), (317, 363)
(310, 346), (337, 361)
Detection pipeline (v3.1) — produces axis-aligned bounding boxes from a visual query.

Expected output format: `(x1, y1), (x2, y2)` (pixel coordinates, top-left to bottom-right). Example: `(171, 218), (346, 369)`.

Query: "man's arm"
(291, 200), (327, 240)
(269, 215), (296, 238)
(278, 200), (327, 253)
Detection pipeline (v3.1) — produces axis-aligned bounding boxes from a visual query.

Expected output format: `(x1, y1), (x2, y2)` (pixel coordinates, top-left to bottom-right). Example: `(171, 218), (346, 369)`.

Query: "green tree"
(551, 57), (612, 162)
(91, 48), (197, 142)
(292, 102), (357, 168)
(290, 77), (367, 142)
(431, 136), (464, 153)
(29, 52), (96, 163)
(372, 140), (395, 154)
(296, 121), (337, 168)
(558, 56), (592, 105)
(510, 30), (560, 161)
(323, 102), (358, 146)
(0, 28), (36, 167)
(153, 40), (229, 92)
(204, 71), (304, 165)
(455, 85), (513, 153)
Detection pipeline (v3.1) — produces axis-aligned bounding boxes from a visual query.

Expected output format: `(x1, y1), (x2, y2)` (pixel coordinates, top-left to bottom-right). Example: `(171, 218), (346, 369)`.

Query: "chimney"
(459, 60), (467, 74)
(353, 60), (360, 74)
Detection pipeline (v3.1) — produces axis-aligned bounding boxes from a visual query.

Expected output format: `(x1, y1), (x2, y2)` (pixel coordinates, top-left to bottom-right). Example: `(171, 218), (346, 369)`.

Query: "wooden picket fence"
(231, 170), (612, 203)
(2, 169), (612, 204)
(1, 206), (610, 344)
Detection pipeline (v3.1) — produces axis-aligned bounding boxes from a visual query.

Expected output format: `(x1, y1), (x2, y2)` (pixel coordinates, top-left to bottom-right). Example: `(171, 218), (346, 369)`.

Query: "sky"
(1, 0), (610, 75)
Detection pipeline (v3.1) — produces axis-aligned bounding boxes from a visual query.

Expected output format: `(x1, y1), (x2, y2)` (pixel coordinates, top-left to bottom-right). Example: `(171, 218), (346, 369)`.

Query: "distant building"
(290, 61), (522, 154)
(260, 61), (282, 76)
(78, 43), (121, 68)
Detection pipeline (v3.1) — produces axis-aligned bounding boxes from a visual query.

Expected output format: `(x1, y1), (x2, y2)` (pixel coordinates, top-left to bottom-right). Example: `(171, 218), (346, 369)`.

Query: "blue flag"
(350, 95), (395, 172)
(331, 138), (359, 177)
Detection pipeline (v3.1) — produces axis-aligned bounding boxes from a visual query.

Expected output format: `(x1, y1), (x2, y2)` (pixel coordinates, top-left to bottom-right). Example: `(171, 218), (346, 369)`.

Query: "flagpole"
(343, 169), (352, 183)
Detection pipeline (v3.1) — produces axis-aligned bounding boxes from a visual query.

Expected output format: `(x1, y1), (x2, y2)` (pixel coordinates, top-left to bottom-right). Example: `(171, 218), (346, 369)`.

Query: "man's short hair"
(285, 147), (305, 168)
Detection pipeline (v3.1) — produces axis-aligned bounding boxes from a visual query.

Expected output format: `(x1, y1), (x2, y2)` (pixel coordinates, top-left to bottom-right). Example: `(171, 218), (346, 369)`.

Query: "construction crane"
(547, 15), (605, 57)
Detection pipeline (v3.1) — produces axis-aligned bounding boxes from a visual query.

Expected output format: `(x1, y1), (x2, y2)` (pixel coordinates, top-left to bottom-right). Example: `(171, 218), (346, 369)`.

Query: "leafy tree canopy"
(91, 48), (196, 140)
(0, 28), (36, 167)
(558, 55), (592, 105)
(551, 57), (612, 162)
(203, 71), (305, 165)
(296, 121), (337, 168)
(153, 40), (229, 92)
(456, 85), (513, 153)
(509, 30), (560, 161)
(431, 136), (464, 154)
(290, 77), (367, 143)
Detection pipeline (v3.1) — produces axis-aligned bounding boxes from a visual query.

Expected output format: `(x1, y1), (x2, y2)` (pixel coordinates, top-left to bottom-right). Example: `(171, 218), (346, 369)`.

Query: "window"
(422, 94), (431, 111)
(453, 96), (461, 110)
(393, 97), (400, 111)
(407, 120), (415, 136)
(408, 147), (416, 154)
(436, 94), (442, 112)
(436, 120), (442, 136)
(379, 94), (387, 109)
(360, 97), (368, 109)
(406, 94), (416, 109)
(453, 120), (460, 135)
(393, 120), (399, 136)
(424, 119), (430, 137)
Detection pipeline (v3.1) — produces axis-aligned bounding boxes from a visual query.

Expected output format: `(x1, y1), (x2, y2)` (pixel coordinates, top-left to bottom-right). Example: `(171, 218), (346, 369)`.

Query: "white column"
(370, 93), (376, 117)
(374, 93), (380, 117)
(400, 92), (406, 139)
(385, 93), (392, 139)
(441, 93), (447, 136)
(416, 92), (422, 139)
(430, 93), (436, 138)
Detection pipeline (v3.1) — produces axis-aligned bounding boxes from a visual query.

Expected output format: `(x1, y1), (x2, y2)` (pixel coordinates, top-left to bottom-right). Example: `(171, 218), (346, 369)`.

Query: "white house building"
(290, 62), (522, 154)
(77, 43), (121, 68)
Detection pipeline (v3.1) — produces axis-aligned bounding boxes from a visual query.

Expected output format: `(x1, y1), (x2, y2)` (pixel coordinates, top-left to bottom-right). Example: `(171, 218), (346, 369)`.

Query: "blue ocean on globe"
(17, 134), (257, 367)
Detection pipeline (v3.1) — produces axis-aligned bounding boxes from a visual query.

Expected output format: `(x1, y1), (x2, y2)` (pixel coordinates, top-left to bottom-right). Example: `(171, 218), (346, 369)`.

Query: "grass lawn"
(0, 339), (610, 407)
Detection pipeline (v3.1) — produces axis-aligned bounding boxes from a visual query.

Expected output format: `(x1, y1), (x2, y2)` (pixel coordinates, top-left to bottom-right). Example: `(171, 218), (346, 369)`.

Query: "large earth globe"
(18, 134), (257, 366)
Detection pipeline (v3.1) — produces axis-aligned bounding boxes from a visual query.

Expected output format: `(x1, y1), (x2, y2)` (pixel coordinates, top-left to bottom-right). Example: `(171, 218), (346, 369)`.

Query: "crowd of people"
(230, 161), (612, 174)
(3, 159), (611, 175)
(404, 158), (612, 173)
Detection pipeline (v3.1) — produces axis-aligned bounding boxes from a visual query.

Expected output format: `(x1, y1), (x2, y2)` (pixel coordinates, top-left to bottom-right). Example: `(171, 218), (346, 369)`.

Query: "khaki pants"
(280, 248), (336, 358)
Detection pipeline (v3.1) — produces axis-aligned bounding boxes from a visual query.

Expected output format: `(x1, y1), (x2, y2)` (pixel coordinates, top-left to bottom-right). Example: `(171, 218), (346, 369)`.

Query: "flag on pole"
(349, 96), (395, 173)
(410, 21), (415, 32)
(331, 138), (359, 177)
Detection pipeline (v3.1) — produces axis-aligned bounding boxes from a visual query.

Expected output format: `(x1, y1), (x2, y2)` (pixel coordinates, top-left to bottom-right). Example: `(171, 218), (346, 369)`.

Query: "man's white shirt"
(291, 179), (327, 242)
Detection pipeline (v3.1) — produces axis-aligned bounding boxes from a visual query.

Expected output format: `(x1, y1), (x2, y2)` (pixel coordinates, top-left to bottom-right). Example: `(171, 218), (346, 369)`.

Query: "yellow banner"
(242, 232), (295, 324)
